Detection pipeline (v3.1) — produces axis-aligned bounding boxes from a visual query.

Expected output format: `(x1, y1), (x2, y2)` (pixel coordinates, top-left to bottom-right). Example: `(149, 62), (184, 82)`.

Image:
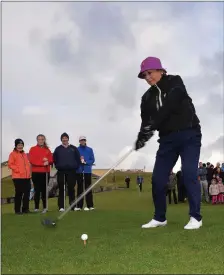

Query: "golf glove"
(135, 125), (154, 151)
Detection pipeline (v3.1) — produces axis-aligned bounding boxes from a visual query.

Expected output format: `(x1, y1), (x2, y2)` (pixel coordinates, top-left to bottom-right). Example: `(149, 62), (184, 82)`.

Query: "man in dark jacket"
(166, 171), (178, 204)
(53, 133), (81, 212)
(206, 162), (214, 184)
(125, 176), (131, 188)
(135, 57), (202, 230)
(176, 169), (187, 202)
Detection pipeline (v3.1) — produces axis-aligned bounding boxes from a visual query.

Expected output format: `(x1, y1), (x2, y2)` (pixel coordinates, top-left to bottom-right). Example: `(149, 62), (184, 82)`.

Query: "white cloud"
(22, 106), (49, 115)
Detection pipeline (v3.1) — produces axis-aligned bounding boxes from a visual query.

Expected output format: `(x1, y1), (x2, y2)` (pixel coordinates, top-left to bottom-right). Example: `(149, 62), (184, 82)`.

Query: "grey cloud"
(200, 51), (224, 73)
(201, 135), (224, 161)
(202, 93), (223, 115)
(185, 51), (224, 115)
(110, 69), (138, 109)
(43, 2), (135, 78)
(28, 28), (43, 47)
(67, 2), (134, 46)
(46, 34), (74, 65)
(186, 51), (224, 91)
(207, 135), (224, 152)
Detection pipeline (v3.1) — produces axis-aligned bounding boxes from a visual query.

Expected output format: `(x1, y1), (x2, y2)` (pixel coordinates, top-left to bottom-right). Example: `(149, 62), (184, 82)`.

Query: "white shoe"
(184, 217), (202, 230)
(89, 207), (95, 210)
(42, 209), (48, 214)
(84, 207), (89, 211)
(74, 207), (81, 211)
(59, 208), (65, 212)
(142, 219), (167, 228)
(34, 209), (39, 212)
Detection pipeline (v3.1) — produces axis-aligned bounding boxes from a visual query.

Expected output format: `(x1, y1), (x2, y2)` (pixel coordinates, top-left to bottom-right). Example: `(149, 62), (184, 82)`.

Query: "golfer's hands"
(81, 156), (86, 164)
(43, 158), (48, 161)
(135, 126), (154, 151)
(135, 139), (145, 150)
(44, 161), (49, 166)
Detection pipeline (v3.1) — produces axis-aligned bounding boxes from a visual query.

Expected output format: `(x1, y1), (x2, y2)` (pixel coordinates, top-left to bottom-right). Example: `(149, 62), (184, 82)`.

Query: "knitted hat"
(60, 132), (69, 141)
(15, 138), (24, 147)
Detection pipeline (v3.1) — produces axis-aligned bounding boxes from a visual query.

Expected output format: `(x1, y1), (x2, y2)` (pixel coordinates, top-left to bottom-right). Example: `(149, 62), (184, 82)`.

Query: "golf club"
(46, 172), (48, 211)
(82, 162), (85, 209)
(42, 147), (134, 227)
(64, 174), (66, 211)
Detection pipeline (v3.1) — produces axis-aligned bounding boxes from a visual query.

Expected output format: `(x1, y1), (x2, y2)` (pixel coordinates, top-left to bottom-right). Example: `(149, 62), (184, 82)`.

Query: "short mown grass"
(1, 180), (224, 274)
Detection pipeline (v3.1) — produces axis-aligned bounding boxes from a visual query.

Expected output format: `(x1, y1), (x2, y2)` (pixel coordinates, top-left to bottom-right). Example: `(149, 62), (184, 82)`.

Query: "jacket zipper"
(154, 84), (163, 110)
(21, 153), (27, 178)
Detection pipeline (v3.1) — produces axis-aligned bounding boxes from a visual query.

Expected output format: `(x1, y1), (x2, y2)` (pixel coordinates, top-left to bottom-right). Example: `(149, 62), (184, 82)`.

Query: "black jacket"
(53, 145), (81, 171)
(206, 167), (214, 181)
(140, 74), (200, 137)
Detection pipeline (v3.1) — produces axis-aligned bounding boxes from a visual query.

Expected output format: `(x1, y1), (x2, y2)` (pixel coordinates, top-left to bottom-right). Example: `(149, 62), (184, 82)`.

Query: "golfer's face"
(37, 136), (45, 146)
(142, 70), (163, 86)
(16, 144), (24, 151)
(80, 139), (86, 146)
(62, 137), (69, 145)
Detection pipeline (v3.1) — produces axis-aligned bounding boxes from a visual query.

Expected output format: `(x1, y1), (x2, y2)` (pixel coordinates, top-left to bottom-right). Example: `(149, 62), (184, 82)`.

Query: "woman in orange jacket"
(28, 134), (53, 213)
(8, 139), (31, 214)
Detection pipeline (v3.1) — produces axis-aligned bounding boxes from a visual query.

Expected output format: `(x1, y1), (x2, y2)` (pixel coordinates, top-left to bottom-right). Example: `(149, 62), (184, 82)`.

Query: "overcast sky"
(2, 2), (224, 171)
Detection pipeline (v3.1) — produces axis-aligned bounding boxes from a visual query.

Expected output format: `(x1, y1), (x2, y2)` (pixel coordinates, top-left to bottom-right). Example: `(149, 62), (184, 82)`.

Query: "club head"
(41, 218), (56, 227)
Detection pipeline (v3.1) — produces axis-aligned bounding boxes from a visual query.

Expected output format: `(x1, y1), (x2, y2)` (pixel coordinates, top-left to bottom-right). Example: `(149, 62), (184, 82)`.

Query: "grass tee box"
(1, 184), (224, 274)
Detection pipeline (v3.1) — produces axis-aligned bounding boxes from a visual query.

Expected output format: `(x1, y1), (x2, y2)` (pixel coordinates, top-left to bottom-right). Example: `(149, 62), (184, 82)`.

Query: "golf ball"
(81, 234), (88, 241)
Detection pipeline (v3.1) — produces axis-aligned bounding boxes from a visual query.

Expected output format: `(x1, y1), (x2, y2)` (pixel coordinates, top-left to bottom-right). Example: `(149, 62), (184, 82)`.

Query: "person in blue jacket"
(137, 175), (144, 192)
(75, 136), (95, 211)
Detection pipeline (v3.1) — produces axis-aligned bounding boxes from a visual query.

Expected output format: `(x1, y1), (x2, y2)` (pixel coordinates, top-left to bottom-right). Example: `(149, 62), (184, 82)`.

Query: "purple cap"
(138, 57), (167, 79)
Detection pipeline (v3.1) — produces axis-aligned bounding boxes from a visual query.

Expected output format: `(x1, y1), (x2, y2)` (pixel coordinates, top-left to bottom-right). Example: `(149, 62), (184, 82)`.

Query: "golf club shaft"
(64, 174), (66, 210)
(58, 148), (134, 220)
(46, 172), (48, 210)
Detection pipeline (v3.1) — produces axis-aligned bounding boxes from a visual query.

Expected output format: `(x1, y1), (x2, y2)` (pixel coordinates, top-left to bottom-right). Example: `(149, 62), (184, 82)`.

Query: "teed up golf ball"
(81, 234), (88, 241)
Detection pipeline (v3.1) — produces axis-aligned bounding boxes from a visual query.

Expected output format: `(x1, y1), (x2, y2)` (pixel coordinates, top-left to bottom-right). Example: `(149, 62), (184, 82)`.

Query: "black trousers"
(167, 189), (178, 204)
(177, 183), (187, 202)
(125, 181), (130, 188)
(13, 178), (31, 213)
(32, 172), (50, 209)
(76, 173), (93, 208)
(57, 170), (77, 210)
(138, 182), (142, 192)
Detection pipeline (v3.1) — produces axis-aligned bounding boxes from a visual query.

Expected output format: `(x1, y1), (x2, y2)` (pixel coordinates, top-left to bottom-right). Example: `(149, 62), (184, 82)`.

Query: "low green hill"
(1, 171), (152, 198)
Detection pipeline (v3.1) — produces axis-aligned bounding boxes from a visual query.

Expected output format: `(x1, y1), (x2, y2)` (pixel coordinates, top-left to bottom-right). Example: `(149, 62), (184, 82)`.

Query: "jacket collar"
(153, 74), (168, 91)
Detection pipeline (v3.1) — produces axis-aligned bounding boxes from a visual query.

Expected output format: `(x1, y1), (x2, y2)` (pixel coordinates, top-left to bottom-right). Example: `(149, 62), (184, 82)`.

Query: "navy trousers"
(152, 128), (202, 222)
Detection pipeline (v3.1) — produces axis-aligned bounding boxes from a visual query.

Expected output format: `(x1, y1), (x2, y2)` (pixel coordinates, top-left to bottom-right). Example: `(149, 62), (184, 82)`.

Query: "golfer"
(135, 57), (202, 230)
(53, 133), (81, 212)
(75, 136), (95, 211)
(8, 139), (31, 214)
(29, 134), (53, 213)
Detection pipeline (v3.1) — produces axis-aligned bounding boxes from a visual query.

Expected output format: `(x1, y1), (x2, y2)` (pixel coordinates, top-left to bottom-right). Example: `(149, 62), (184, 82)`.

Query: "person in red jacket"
(29, 134), (53, 213)
(8, 139), (31, 214)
